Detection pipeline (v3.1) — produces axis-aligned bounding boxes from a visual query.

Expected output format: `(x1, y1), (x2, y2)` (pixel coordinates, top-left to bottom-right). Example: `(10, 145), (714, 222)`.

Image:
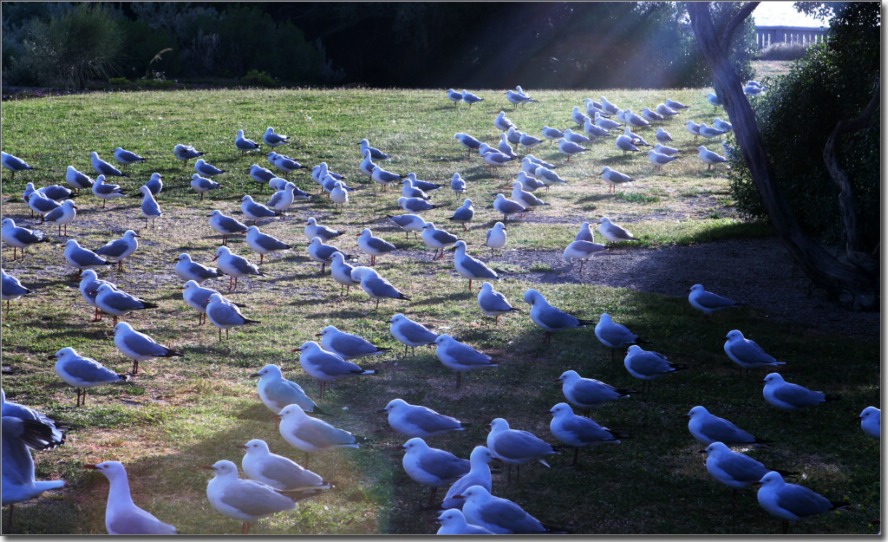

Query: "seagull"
(94, 230), (139, 272)
(389, 313), (438, 355)
(594, 112), (622, 131)
(307, 237), (346, 274)
(698, 123), (727, 139)
(461, 89), (483, 106)
(92, 175), (126, 209)
(762, 373), (836, 411)
(596, 217), (638, 243)
(615, 134), (640, 154)
(518, 131), (543, 150)
(95, 283), (157, 326)
(241, 439), (330, 494)
(507, 126), (523, 146)
(434, 334), (497, 388)
(698, 145), (728, 170)
(655, 104), (679, 118)
(138, 185), (162, 228)
(400, 178), (430, 200)
(404, 172), (443, 193)
(557, 138), (588, 162)
(383, 398), (467, 439)
(688, 284), (742, 316)
(453, 132), (481, 157)
(266, 182), (298, 216)
(359, 150), (377, 180)
(459, 485), (551, 534)
(436, 509), (495, 535)
(402, 437), (470, 507)
(575, 221), (595, 242)
(563, 128), (592, 146)
(113, 322), (183, 375)
(398, 196), (439, 213)
(249, 164), (276, 185)
(206, 292), (260, 340)
(251, 364), (319, 417)
(600, 96), (621, 114)
(30, 183), (73, 202)
(204, 459), (296, 535)
(330, 252), (358, 296)
(860, 406), (880, 439)
(725, 329), (787, 374)
(447, 88), (463, 105)
(756, 471), (845, 534)
(453, 240), (498, 292)
(327, 181), (349, 209)
(572, 106), (591, 127)
(687, 405), (767, 446)
(182, 280), (224, 325)
(65, 165), (94, 192)
(83, 461), (177, 535)
(26, 190), (60, 219)
(2, 416), (66, 527)
(487, 418), (556, 481)
(213, 246), (263, 291)
(511, 182), (547, 208)
(112, 147), (146, 169)
(278, 403), (360, 454)
(174, 253), (224, 284)
(246, 225), (291, 264)
(2, 218), (47, 260)
(268, 152), (304, 175)
(542, 126), (565, 143)
(653, 143), (680, 156)
(656, 127), (673, 143)
(91, 151), (127, 177)
(240, 195), (279, 224)
(648, 149), (678, 171)
(195, 158), (225, 177)
(262, 127), (290, 147)
(549, 402), (624, 465)
(712, 118), (733, 132)
(624, 109), (651, 129)
(140, 172), (163, 197)
(706, 91), (723, 108)
(173, 144), (204, 165)
(304, 217), (343, 242)
(359, 138), (390, 160)
(702, 442), (783, 506)
(1, 151), (34, 180)
(523, 289), (593, 343)
(356, 228), (396, 267)
(492, 193), (527, 223)
(480, 149), (514, 167)
(494, 111), (516, 132)
(484, 222), (507, 257)
(78, 270), (114, 322)
(665, 97), (689, 110)
(623, 345), (687, 392)
(64, 239), (113, 271)
(686, 120), (702, 139)
(557, 370), (631, 411)
(351, 266), (411, 309)
(477, 281), (519, 325)
(562, 240), (606, 272)
(386, 213), (426, 240)
(1, 389), (65, 449)
(441, 446), (494, 511)
(640, 107), (665, 123)
(599, 166), (634, 195)
(442, 198), (474, 232)
(294, 341), (375, 397)
(235, 129), (261, 154)
(496, 133), (519, 159)
(2, 269), (33, 311)
(504, 89), (537, 108)
(516, 170), (546, 192)
(190, 174), (221, 200)
(209, 210), (248, 245)
(318, 325), (390, 360)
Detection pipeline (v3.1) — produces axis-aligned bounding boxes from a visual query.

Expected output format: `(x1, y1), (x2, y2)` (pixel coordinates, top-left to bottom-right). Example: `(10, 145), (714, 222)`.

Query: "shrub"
(241, 69), (278, 88)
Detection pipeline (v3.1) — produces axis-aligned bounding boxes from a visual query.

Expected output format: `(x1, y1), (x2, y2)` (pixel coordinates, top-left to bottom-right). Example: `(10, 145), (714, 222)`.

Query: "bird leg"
(112, 315), (119, 326)
(426, 486), (438, 509)
(259, 253), (264, 265)
(93, 307), (103, 322)
(374, 299), (380, 310)
(543, 331), (552, 345)
(371, 255), (376, 267)
(455, 372), (462, 389)
(218, 327), (223, 341)
(468, 279), (473, 292)
(320, 263), (326, 274)
(132, 360), (140, 375)
(117, 260), (124, 272)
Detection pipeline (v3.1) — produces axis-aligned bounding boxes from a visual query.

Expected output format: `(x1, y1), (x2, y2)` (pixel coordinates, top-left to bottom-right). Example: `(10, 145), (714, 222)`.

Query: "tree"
(688, 2), (878, 310)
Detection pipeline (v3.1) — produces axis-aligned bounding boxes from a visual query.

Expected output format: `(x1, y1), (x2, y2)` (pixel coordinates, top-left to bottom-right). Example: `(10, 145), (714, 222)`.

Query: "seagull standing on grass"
(724, 330), (786, 373)
(246, 226), (291, 264)
(139, 186), (162, 229)
(549, 402), (625, 465)
(433, 334), (497, 389)
(860, 407), (880, 439)
(204, 460), (296, 535)
(191, 174), (221, 200)
(2, 416), (66, 529)
(2, 218), (46, 261)
(688, 284), (743, 315)
(351, 266), (411, 309)
(447, 199), (474, 231)
(95, 283), (158, 326)
(599, 166), (634, 194)
(83, 461), (177, 535)
(523, 289), (593, 344)
(195, 158), (225, 177)
(53, 347), (127, 407)
(597, 217), (638, 243)
(66, 165), (94, 192)
(262, 127), (290, 147)
(389, 313), (438, 355)
(436, 509), (494, 535)
(241, 195), (279, 224)
(278, 403), (360, 455)
(94, 230), (140, 272)
(241, 439), (329, 495)
(91, 151), (127, 178)
(206, 293), (260, 340)
(477, 281), (520, 325)
(235, 129), (261, 154)
(762, 373), (836, 411)
(112, 147), (146, 169)
(484, 222), (507, 256)
(387, 214), (426, 240)
(402, 437), (470, 508)
(113, 322), (183, 375)
(623, 345), (687, 392)
(174, 253), (224, 284)
(756, 471), (846, 534)
(562, 239), (605, 272)
(64, 239), (113, 272)
(557, 370), (632, 411)
(441, 446), (495, 511)
(173, 144), (204, 165)
(698, 145), (728, 170)
(318, 325), (390, 360)
(2, 269), (33, 311)
(213, 245), (263, 291)
(356, 228), (396, 266)
(453, 240), (498, 292)
(293, 341), (376, 397)
(209, 210), (248, 245)
(486, 418), (557, 482)
(1, 151), (35, 180)
(251, 364), (319, 416)
(42, 200), (78, 237)
(382, 398), (467, 439)
(687, 405), (767, 446)
(92, 175), (126, 209)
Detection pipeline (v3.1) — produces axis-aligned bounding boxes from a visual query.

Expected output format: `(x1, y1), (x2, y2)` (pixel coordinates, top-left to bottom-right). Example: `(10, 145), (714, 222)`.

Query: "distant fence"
(756, 26), (827, 48)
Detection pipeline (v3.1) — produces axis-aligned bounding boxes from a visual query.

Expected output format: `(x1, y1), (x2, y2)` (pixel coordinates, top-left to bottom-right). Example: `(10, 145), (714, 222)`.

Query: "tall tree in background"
(688, 2), (878, 310)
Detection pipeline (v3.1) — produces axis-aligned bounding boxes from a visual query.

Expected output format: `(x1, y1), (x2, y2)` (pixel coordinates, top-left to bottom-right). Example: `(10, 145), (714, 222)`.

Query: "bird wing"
(299, 418), (356, 448)
(699, 416), (753, 444)
(418, 450), (470, 481)
(404, 408), (460, 434)
(776, 485), (833, 517)
(480, 291), (512, 312)
(536, 305), (579, 330)
(459, 255), (498, 279)
(264, 380), (309, 410)
(494, 431), (552, 460)
(121, 333), (168, 357)
(772, 383), (824, 407)
(475, 498), (542, 533)
(365, 275), (405, 299)
(95, 239), (128, 259)
(697, 290), (738, 309)
(715, 453), (767, 484)
(62, 358), (119, 384)
(108, 507), (175, 535)
(220, 480), (294, 516)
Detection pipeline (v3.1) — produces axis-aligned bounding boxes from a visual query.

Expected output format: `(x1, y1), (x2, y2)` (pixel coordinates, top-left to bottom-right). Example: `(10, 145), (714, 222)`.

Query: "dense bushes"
(757, 43), (810, 61)
(728, 3), (879, 251)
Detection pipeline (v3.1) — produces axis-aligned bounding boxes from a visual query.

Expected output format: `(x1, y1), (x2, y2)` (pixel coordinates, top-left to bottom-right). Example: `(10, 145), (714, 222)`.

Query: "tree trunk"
(688, 3), (878, 310)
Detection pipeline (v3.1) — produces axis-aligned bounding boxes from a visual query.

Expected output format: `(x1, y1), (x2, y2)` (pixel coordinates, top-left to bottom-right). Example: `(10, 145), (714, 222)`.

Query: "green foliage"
(241, 69), (279, 88)
(17, 4), (124, 89)
(729, 3), (879, 250)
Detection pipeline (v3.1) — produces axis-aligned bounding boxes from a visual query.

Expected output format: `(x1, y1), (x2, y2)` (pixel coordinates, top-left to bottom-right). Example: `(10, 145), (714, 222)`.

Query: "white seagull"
(204, 459), (296, 534)
(113, 322), (183, 375)
(53, 347), (126, 407)
(84, 461), (177, 535)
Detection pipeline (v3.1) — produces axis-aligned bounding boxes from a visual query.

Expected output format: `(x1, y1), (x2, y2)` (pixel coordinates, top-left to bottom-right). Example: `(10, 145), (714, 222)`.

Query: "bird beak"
(315, 333), (323, 337)
(291, 348), (301, 353)
(377, 408), (388, 414)
(237, 444), (248, 449)
(46, 354), (56, 361)
(211, 255), (219, 261)
(452, 494), (464, 500)
(82, 464), (99, 470)
(200, 465), (216, 471)
(697, 449), (707, 454)
(249, 372), (262, 378)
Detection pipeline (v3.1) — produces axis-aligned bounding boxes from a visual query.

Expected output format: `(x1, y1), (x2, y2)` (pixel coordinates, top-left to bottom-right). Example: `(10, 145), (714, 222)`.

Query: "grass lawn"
(0, 84), (879, 535)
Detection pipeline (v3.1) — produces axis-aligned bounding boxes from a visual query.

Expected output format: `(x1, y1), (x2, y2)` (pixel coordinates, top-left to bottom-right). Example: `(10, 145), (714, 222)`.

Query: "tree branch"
(720, 2), (759, 52)
(823, 78), (879, 270)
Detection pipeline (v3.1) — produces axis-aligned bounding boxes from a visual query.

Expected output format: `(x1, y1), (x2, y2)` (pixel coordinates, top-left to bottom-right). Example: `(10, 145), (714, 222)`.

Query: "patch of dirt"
(491, 237), (879, 340)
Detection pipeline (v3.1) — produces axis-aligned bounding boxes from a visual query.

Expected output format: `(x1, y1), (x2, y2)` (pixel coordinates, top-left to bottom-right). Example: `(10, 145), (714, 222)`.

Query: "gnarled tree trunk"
(688, 2), (878, 310)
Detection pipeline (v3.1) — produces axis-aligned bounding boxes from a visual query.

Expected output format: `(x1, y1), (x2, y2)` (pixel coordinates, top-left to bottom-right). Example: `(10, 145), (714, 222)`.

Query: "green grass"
(0, 88), (879, 535)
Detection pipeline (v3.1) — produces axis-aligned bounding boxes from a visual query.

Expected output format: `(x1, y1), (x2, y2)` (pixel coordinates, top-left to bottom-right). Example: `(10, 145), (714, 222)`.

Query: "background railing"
(756, 25), (828, 48)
